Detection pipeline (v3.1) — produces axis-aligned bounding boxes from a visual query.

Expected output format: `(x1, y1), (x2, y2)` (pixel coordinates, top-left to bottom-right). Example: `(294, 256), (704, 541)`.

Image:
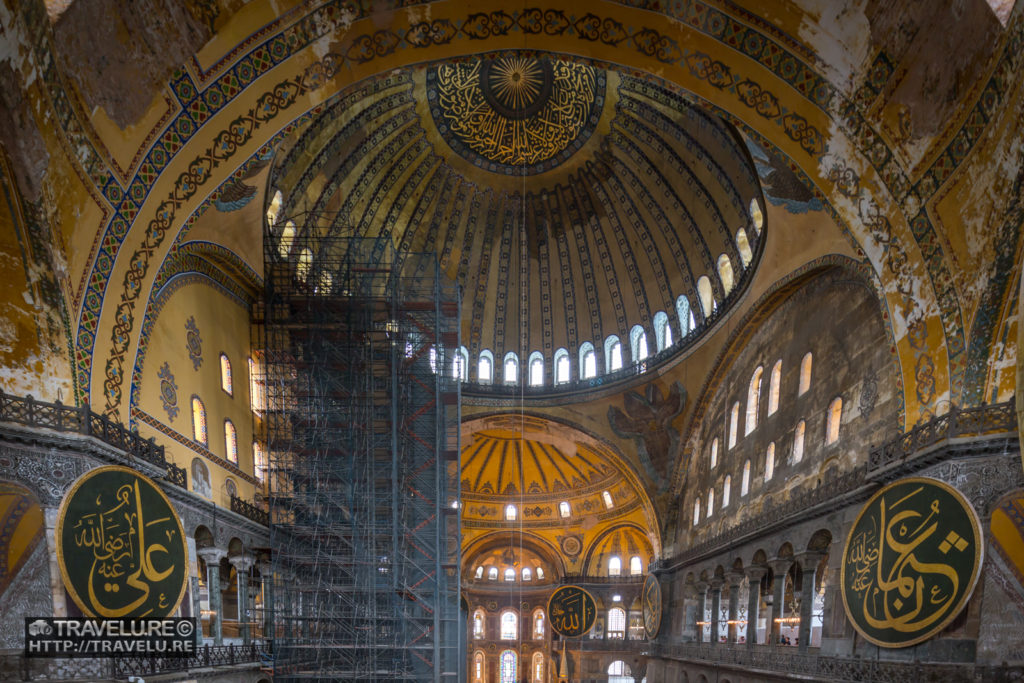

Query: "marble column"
(796, 552), (824, 651)
(197, 548), (227, 646)
(709, 577), (723, 646)
(259, 559), (273, 640)
(744, 566), (766, 647)
(725, 570), (744, 644)
(693, 582), (708, 645)
(769, 558), (792, 646)
(230, 554), (256, 645)
(191, 575), (203, 646)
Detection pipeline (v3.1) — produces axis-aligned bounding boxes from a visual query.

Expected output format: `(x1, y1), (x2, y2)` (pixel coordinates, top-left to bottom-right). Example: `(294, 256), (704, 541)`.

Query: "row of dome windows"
(472, 555), (643, 583)
(695, 395), (844, 525)
(473, 603), (640, 642)
(498, 492), (615, 522)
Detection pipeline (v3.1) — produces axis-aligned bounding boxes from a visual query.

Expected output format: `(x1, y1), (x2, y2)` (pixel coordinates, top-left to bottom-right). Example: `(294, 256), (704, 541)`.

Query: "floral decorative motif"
(157, 362), (179, 421)
(185, 317), (203, 370)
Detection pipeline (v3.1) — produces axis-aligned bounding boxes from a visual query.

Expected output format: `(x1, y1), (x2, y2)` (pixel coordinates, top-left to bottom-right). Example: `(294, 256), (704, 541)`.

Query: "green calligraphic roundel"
(642, 573), (663, 639)
(56, 466), (189, 618)
(840, 477), (983, 648)
(547, 585), (597, 638)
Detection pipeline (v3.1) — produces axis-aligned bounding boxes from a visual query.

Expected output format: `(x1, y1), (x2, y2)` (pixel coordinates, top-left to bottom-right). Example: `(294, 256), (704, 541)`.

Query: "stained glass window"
(253, 441), (266, 483)
(500, 650), (516, 682)
(473, 610), (485, 638)
(224, 420), (237, 464)
(192, 397), (207, 445)
(220, 353), (232, 395)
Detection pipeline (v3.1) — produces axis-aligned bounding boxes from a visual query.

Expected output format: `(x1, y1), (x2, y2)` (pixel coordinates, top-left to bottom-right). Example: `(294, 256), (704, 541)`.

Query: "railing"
(868, 400), (1016, 474)
(560, 574), (645, 585)
(0, 390), (166, 468)
(555, 636), (649, 651)
(232, 494), (270, 526)
(112, 643), (264, 677)
(166, 461), (187, 488)
(651, 642), (1024, 682)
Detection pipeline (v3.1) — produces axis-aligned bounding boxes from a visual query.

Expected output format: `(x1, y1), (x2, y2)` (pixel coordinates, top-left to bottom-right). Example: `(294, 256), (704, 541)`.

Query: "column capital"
(725, 569), (745, 587)
(744, 565), (767, 581)
(795, 550), (826, 567)
(196, 547), (227, 563)
(694, 580), (709, 594)
(769, 557), (793, 574)
(708, 576), (725, 591)
(229, 554), (256, 572)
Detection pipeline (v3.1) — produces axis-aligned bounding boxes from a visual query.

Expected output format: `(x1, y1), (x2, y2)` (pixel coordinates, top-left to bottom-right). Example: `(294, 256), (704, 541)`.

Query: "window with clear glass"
(630, 556), (642, 576)
(697, 276), (716, 317)
(505, 504), (516, 521)
(722, 475), (731, 508)
(504, 568), (515, 582)
(278, 220), (295, 258)
(793, 420), (806, 462)
(533, 610), (545, 639)
(602, 490), (614, 509)
(707, 488), (715, 517)
(736, 227), (753, 266)
(710, 438), (719, 468)
(224, 420), (237, 465)
(488, 567), (498, 580)
(608, 608), (626, 639)
(474, 566), (483, 579)
(503, 352), (518, 384)
(653, 311), (670, 352)
(253, 441), (266, 483)
(478, 351), (493, 384)
(676, 295), (692, 337)
(609, 556), (621, 576)
(580, 342), (597, 379)
(693, 499), (700, 525)
(266, 189), (283, 226)
(741, 460), (751, 496)
(297, 247), (312, 282)
(473, 610), (485, 639)
(554, 348), (570, 384)
(606, 335), (623, 373)
(220, 353), (232, 395)
(536, 567), (544, 580)
(500, 613), (518, 640)
(799, 352), (812, 395)
(630, 325), (649, 363)
(746, 366), (762, 435)
(768, 359), (782, 415)
(532, 652), (544, 683)
(608, 660), (632, 683)
(192, 397), (207, 445)
(528, 352), (544, 386)
(729, 402), (740, 448)
(718, 253), (735, 295)
(522, 567), (532, 581)
(559, 501), (570, 518)
(457, 346), (469, 381)
(750, 198), (764, 233)
(826, 397), (843, 444)
(474, 652), (484, 682)
(765, 442), (775, 481)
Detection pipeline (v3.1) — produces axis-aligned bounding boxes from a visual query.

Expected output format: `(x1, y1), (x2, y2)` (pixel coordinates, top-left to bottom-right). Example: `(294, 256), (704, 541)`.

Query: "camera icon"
(28, 619), (52, 636)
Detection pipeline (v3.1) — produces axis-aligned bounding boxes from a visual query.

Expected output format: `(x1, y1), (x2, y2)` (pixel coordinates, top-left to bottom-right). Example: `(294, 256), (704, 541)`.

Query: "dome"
(269, 51), (764, 392)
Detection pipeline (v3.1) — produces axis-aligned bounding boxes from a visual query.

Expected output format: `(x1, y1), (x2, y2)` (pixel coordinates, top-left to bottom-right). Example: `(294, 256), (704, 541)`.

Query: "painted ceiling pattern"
(269, 54), (761, 367)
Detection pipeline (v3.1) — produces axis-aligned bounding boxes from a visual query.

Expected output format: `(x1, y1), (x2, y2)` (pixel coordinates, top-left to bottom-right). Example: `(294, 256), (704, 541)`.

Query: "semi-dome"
(268, 51), (764, 393)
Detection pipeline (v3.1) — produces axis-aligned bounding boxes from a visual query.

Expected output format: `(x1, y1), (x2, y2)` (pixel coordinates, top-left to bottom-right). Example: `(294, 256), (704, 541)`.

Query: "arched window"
(630, 325), (649, 363)
(559, 501), (571, 518)
(697, 276), (715, 317)
(192, 397), (207, 445)
(220, 353), (233, 395)
(746, 366), (763, 435)
(248, 357), (263, 413)
(522, 567), (532, 581)
(793, 420), (806, 463)
(608, 608), (627, 639)
(579, 342), (597, 379)
(729, 402), (740, 448)
(722, 475), (731, 508)
(429, 346), (438, 374)
(676, 295), (693, 337)
(827, 397), (843, 444)
(602, 490), (614, 509)
(532, 652), (545, 683)
(528, 351), (544, 386)
(500, 650), (517, 683)
(278, 220), (295, 258)
(693, 499), (701, 525)
(707, 488), (715, 517)
(504, 567), (515, 582)
(266, 189), (283, 226)
(653, 311), (672, 351)
(505, 504), (517, 521)
(253, 441), (267, 483)
(736, 228), (753, 267)
(488, 567), (498, 580)
(478, 350), (494, 384)
(741, 460), (751, 496)
(457, 346), (469, 381)
(765, 442), (775, 481)
(224, 420), (237, 464)
(533, 609), (545, 639)
(297, 247), (312, 282)
(605, 335), (623, 373)
(609, 556), (622, 576)
(750, 198), (764, 234)
(473, 609), (485, 639)
(630, 556), (642, 576)
(536, 567), (544, 580)
(710, 437), (719, 468)
(799, 352), (812, 396)
(474, 651), (485, 682)
(503, 352), (519, 384)
(768, 359), (782, 415)
(608, 660), (632, 683)
(500, 612), (518, 640)
(474, 566), (484, 580)
(554, 348), (570, 384)
(718, 253), (735, 295)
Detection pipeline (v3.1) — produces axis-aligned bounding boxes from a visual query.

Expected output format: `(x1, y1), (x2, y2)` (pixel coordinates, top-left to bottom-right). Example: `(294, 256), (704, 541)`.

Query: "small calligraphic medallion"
(840, 477), (983, 648)
(56, 466), (189, 618)
(642, 573), (663, 639)
(547, 585), (597, 638)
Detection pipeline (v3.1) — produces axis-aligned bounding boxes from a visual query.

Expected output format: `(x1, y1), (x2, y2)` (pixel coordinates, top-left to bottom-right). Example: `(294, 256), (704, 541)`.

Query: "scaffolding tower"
(258, 228), (461, 681)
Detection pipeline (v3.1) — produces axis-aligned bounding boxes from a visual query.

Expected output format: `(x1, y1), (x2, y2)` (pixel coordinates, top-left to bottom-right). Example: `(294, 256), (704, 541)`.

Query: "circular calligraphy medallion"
(840, 477), (983, 648)
(427, 52), (605, 175)
(547, 585), (597, 638)
(56, 466), (189, 618)
(642, 573), (663, 639)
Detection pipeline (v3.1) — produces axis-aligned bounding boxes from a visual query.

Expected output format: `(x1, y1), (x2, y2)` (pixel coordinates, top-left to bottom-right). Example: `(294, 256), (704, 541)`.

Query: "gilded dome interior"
(268, 51), (764, 392)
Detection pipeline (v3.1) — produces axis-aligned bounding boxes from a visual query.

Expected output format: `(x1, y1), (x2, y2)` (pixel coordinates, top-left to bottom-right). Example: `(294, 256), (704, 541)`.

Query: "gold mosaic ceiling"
(270, 51), (763, 384)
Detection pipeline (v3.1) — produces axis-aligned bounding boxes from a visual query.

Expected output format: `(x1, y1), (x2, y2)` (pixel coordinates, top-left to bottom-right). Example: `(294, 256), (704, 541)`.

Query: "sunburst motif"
(488, 56), (544, 110)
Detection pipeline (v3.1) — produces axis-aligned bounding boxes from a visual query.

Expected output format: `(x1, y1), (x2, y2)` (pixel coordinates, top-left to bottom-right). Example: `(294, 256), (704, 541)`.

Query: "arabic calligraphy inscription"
(642, 573), (663, 639)
(840, 477), (982, 648)
(547, 585), (597, 638)
(56, 466), (189, 618)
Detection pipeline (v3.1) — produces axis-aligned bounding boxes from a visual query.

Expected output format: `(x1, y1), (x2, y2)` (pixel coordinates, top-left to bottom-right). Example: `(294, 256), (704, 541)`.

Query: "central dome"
(427, 53), (605, 174)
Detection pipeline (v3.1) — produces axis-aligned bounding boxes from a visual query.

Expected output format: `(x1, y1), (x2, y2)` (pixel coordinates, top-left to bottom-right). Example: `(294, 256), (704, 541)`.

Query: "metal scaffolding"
(257, 226), (461, 681)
